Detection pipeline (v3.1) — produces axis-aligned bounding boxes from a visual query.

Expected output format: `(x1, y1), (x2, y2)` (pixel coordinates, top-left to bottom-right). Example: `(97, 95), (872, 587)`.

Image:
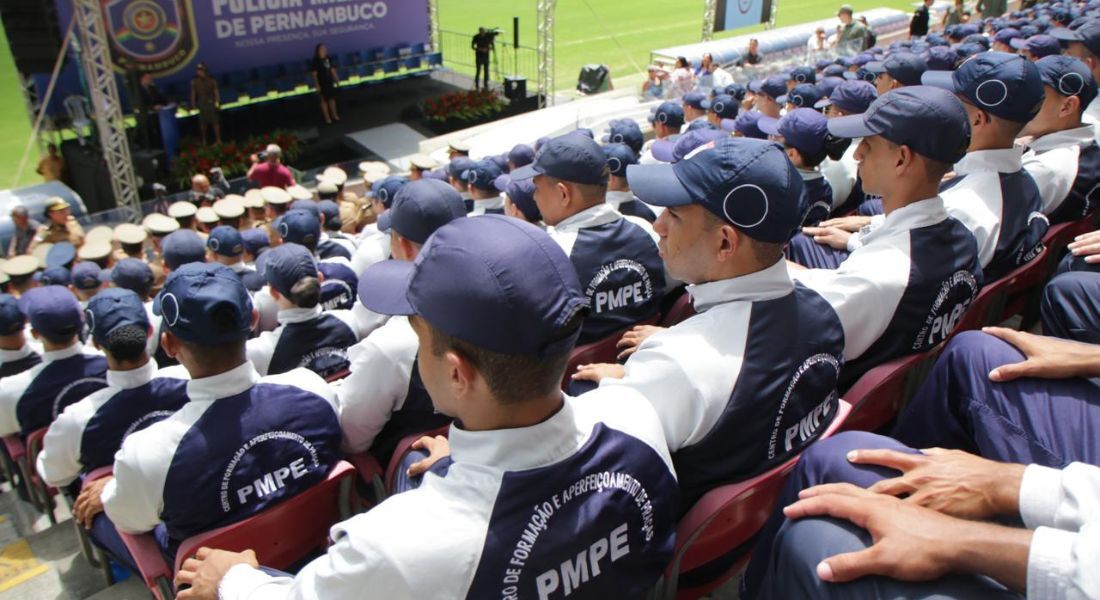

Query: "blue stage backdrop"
(53, 0), (430, 83)
(714, 0), (775, 32)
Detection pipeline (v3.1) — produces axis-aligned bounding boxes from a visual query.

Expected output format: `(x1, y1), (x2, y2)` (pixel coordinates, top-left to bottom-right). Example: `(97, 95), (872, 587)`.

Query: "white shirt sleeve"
(0, 367), (38, 437)
(101, 425), (173, 534)
(327, 310), (363, 344)
(350, 303), (389, 340)
(254, 288), (280, 333)
(246, 330), (280, 377)
(336, 327), (416, 454)
(35, 395), (100, 487)
(1021, 147), (1077, 216)
(1020, 463), (1100, 600)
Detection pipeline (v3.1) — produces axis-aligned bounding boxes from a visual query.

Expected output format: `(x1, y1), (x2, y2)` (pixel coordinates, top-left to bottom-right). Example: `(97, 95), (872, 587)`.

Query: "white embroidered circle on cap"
(658, 112), (669, 123)
(722, 184), (770, 229)
(84, 309), (95, 337)
(378, 187), (389, 202)
(279, 221), (290, 237)
(612, 133), (624, 143)
(974, 79), (1009, 107)
(713, 101), (726, 114)
(208, 238), (221, 252)
(607, 157), (622, 173)
(161, 293), (181, 327)
(1058, 72), (1085, 96)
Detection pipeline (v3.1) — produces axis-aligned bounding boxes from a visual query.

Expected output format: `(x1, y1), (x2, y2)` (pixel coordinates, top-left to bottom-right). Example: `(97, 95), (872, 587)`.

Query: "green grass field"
(0, 0), (918, 190)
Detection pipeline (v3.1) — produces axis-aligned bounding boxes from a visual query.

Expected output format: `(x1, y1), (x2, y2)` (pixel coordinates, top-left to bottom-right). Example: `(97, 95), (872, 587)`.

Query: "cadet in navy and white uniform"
(638, 102), (684, 165)
(176, 216), (678, 600)
(206, 226), (264, 292)
(817, 80), (878, 216)
(512, 134), (666, 344)
(108, 258), (164, 358)
(350, 176), (407, 276)
(247, 243), (359, 378)
(291, 199), (352, 262)
(1055, 20), (1100, 142)
(0, 286), (107, 437)
(317, 261), (358, 311)
(759, 108), (851, 227)
(337, 179), (464, 471)
(69, 262), (104, 309)
(496, 174), (543, 225)
(788, 87), (982, 387)
(37, 288), (189, 491)
(574, 138), (845, 508)
(1020, 56), (1100, 224)
(317, 199), (357, 257)
(240, 228), (270, 269)
(464, 159), (506, 216)
(0, 295), (39, 379)
(920, 52), (1049, 280)
(602, 143), (658, 222)
(92, 263), (341, 560)
(447, 156), (477, 211)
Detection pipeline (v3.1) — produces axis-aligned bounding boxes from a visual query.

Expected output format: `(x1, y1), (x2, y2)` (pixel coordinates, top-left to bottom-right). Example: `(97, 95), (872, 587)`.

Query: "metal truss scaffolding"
(73, 0), (141, 221)
(702, 0), (718, 41)
(537, 0), (556, 108)
(428, 0), (441, 52)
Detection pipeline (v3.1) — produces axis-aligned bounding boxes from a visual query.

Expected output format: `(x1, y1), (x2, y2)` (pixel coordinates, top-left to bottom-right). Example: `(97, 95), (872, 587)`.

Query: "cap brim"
(921, 69), (959, 90)
(377, 211), (393, 232)
(1049, 27), (1080, 41)
(357, 259), (416, 316)
(827, 113), (879, 139)
(650, 140), (677, 163)
(625, 164), (694, 207)
(699, 99), (713, 110)
(775, 94), (789, 104)
(720, 118), (738, 132)
(814, 98), (833, 109)
(756, 116), (781, 136)
(509, 164), (540, 181)
(1009, 37), (1029, 49)
(492, 174), (510, 192)
(864, 61), (887, 74)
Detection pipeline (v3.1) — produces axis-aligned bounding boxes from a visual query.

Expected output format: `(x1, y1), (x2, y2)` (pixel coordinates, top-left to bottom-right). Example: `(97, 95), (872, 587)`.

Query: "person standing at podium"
(190, 63), (221, 146)
(311, 44), (341, 124)
(472, 27), (495, 90)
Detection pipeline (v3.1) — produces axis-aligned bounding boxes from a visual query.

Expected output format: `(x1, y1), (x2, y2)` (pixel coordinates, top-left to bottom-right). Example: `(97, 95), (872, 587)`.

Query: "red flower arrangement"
(172, 130), (302, 186)
(422, 89), (505, 123)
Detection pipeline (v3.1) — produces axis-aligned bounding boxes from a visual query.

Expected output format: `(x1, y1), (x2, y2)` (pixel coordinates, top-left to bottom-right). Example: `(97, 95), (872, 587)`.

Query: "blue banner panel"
(714, 0), (774, 32)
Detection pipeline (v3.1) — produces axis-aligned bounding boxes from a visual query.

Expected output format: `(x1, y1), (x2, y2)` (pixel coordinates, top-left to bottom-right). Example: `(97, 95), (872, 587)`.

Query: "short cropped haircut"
(289, 276), (321, 309)
(105, 324), (147, 362)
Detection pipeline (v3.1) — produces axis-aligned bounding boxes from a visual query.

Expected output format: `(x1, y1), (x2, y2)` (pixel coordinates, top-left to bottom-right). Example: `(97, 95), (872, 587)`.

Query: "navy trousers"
(1041, 270), (1100, 344)
(744, 432), (1020, 600)
(891, 331), (1100, 468)
(786, 232), (851, 269)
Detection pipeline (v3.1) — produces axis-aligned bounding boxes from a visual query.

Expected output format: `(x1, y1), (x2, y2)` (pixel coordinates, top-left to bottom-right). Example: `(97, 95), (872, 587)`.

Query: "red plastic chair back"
(839, 349), (938, 434)
(660, 293), (696, 327)
(383, 425), (451, 494)
(561, 316), (658, 389)
(173, 461), (357, 574)
(664, 400), (852, 600)
(324, 368), (351, 383)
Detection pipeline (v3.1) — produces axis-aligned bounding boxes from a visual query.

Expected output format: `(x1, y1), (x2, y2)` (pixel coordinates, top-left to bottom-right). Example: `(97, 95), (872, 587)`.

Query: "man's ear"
(446, 349), (478, 399)
(161, 330), (179, 358)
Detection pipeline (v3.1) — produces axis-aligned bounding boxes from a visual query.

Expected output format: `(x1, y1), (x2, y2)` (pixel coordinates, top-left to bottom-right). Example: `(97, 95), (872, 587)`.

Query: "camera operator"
(247, 144), (295, 189)
(472, 27), (496, 90)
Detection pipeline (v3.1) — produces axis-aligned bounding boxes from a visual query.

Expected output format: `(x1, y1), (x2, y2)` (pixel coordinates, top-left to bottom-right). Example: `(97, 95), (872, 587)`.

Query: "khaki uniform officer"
(113, 223), (147, 262)
(260, 186), (292, 244)
(242, 190), (266, 231)
(195, 207), (218, 235)
(142, 213), (178, 294)
(29, 198), (84, 252)
(214, 196), (246, 230)
(168, 201), (199, 233)
(77, 239), (113, 269)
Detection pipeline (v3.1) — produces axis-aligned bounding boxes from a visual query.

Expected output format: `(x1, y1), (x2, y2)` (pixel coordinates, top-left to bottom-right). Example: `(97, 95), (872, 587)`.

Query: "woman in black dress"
(311, 43), (340, 123)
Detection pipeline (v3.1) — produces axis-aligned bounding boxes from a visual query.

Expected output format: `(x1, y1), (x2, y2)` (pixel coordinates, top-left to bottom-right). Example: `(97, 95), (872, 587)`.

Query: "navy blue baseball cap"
(853, 53), (875, 67)
(46, 242), (76, 268)
(317, 200), (341, 230)
(161, 229), (207, 271)
(110, 258), (154, 296)
(385, 178), (467, 245)
(39, 266), (70, 287)
(955, 43), (987, 60)
(627, 137), (804, 244)
(789, 66), (816, 84)
(154, 262), (253, 344)
(994, 27), (1023, 45)
(603, 143), (638, 177)
(828, 86), (971, 164)
(501, 176), (540, 222)
(867, 53), (928, 86)
(845, 67), (877, 83)
(508, 143), (536, 167)
(777, 83), (822, 108)
(823, 64), (846, 78)
(240, 228), (270, 256)
(290, 199), (320, 220)
(816, 80), (878, 113)
(703, 95), (739, 121)
(488, 153), (509, 174)
(922, 51), (1044, 122)
(753, 75), (788, 99)
(758, 108), (829, 156)
(359, 215), (587, 358)
(463, 159), (503, 191)
(510, 134), (609, 185)
(263, 243), (318, 298)
(686, 119), (718, 132)
(371, 175), (410, 209)
(446, 157), (476, 181)
(650, 101), (685, 128)
(682, 91), (708, 110)
(602, 119), (644, 153)
(85, 287), (149, 347)
(652, 128), (727, 163)
(1036, 55), (1099, 108)
(1011, 34), (1063, 58)
(71, 262), (102, 291)
(727, 109), (768, 138)
(1052, 21), (1100, 56)
(925, 46), (959, 71)
(816, 76), (844, 99)
(207, 225), (244, 257)
(279, 209), (321, 248)
(20, 286), (82, 339)
(723, 82), (747, 100)
(963, 34), (991, 49)
(0, 295), (24, 335)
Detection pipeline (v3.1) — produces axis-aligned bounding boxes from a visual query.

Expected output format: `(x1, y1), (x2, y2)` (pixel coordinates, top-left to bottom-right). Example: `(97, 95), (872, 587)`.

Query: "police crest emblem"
(102, 0), (197, 75)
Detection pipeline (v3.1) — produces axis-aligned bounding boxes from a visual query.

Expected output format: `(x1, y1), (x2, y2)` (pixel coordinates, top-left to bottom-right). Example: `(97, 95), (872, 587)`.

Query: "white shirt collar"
(449, 396), (583, 471)
(0, 343), (36, 363)
(43, 342), (85, 363)
(860, 196), (949, 245)
(798, 167), (824, 181)
(1026, 124), (1096, 153)
(106, 359), (158, 390)
(604, 190), (634, 210)
(688, 260), (795, 312)
(954, 147), (1023, 175)
(550, 203), (622, 233)
(227, 261), (249, 273)
(277, 305), (322, 325)
(470, 196), (504, 214)
(186, 361), (260, 403)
